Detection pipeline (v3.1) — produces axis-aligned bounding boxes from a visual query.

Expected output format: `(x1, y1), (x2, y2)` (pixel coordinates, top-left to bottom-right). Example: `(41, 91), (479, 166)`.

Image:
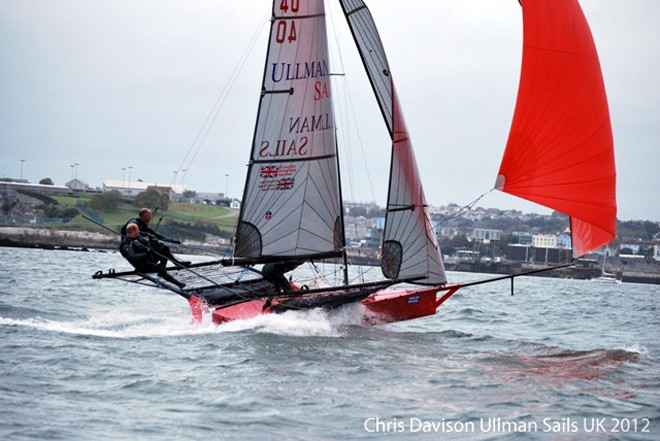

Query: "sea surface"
(0, 247), (658, 440)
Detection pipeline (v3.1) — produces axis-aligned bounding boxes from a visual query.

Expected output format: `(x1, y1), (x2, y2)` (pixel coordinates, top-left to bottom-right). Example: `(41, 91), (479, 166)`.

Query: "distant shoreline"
(0, 226), (227, 256)
(0, 226), (117, 251)
(2, 227), (658, 285)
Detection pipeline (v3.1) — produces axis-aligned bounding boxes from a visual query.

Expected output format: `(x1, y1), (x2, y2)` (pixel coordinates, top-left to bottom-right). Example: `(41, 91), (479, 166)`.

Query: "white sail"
(235, 0), (344, 261)
(340, 0), (446, 285)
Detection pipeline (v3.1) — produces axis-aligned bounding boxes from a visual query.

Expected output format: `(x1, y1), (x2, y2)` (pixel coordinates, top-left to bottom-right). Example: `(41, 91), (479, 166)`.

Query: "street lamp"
(122, 167), (126, 190)
(19, 159), (25, 180)
(74, 163), (79, 180)
(172, 171), (179, 199)
(70, 164), (75, 180)
(128, 166), (133, 188)
(225, 173), (229, 198)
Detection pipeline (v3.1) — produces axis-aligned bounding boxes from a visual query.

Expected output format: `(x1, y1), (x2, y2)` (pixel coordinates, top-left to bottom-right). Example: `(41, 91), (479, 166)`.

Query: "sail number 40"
(276, 0), (299, 44)
(279, 0), (299, 13)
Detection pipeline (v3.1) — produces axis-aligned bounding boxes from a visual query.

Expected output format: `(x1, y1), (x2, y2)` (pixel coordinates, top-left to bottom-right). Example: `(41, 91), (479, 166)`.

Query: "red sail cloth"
(496, 0), (616, 257)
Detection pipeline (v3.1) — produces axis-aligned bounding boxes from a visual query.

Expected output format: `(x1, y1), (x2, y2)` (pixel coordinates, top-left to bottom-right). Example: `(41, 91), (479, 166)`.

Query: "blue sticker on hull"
(407, 295), (421, 304)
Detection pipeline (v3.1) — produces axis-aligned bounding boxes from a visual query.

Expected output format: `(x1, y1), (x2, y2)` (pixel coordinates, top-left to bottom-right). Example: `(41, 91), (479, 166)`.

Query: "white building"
(471, 228), (501, 243)
(194, 192), (223, 204)
(532, 234), (557, 249)
(619, 242), (643, 254)
(102, 180), (185, 197)
(0, 180), (70, 196)
(456, 250), (479, 261)
(65, 178), (89, 192)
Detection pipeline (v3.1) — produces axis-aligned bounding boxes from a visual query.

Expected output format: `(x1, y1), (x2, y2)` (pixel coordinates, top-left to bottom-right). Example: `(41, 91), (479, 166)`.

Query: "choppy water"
(1, 247), (658, 440)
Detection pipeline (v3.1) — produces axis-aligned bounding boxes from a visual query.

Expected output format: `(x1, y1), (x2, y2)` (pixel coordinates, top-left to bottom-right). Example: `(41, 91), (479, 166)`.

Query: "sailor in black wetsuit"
(119, 223), (186, 289)
(262, 261), (302, 292)
(121, 208), (190, 267)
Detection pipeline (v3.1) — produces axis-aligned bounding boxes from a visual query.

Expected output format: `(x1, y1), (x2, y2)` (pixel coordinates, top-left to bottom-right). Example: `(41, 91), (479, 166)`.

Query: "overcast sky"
(1, 1), (657, 221)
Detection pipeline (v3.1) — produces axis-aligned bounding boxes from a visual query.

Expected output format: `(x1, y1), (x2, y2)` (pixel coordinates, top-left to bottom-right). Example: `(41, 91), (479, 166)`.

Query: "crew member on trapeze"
(122, 207), (190, 267)
(119, 223), (186, 289)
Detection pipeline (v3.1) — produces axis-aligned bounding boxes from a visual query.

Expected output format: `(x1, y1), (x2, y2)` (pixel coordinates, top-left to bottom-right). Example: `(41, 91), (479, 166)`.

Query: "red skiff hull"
(210, 284), (461, 325)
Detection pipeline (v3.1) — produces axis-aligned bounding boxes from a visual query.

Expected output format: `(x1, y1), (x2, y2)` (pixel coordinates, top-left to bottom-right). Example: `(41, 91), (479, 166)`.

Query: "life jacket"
(120, 217), (149, 237)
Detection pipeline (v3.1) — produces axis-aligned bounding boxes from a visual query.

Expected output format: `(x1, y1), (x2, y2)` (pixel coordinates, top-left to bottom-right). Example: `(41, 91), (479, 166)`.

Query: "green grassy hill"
(52, 194), (237, 242)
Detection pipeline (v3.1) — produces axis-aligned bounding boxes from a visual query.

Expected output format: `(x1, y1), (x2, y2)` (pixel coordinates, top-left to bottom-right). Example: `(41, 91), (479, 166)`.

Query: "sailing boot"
(161, 272), (186, 289)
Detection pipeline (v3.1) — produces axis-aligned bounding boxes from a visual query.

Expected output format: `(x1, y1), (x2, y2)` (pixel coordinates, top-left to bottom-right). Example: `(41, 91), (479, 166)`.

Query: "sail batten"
(497, 0), (616, 258)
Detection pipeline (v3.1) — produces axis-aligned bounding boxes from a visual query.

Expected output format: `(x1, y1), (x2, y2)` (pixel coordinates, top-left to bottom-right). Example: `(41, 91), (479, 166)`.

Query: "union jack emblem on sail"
(277, 178), (295, 190)
(260, 165), (279, 178)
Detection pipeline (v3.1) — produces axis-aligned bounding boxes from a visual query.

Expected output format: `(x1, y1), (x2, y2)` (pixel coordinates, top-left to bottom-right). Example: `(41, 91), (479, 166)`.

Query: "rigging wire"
(437, 188), (495, 225)
(326, 2), (380, 284)
(326, 2), (378, 205)
(170, 12), (270, 189)
(150, 12), (270, 244)
(133, 13), (270, 283)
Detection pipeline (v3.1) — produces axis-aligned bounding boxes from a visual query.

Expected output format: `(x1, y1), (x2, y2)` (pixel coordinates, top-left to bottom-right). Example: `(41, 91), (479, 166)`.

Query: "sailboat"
(593, 248), (621, 283)
(93, 0), (616, 325)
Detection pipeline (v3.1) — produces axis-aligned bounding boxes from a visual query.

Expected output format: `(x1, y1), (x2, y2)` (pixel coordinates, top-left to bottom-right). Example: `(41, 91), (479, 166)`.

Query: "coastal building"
(471, 228), (501, 243)
(619, 242), (643, 255)
(0, 179), (70, 196)
(512, 231), (533, 245)
(190, 192), (224, 204)
(344, 216), (371, 243)
(506, 243), (570, 264)
(556, 233), (572, 249)
(437, 226), (460, 238)
(456, 249), (480, 261)
(507, 244), (531, 262)
(532, 234), (557, 249)
(65, 178), (89, 192)
(619, 241), (660, 258)
(102, 180), (185, 197)
(533, 246), (571, 264)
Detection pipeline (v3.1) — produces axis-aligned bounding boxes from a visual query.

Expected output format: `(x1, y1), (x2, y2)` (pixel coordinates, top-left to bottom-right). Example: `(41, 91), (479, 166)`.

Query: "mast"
(334, 135), (350, 286)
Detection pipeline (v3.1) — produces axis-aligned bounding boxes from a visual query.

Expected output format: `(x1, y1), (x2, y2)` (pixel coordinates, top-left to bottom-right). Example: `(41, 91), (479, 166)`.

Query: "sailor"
(262, 261), (302, 292)
(119, 223), (186, 289)
(121, 207), (190, 267)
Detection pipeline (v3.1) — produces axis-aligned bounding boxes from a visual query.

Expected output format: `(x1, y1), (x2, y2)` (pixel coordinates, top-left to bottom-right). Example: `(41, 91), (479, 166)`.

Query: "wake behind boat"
(93, 0), (617, 326)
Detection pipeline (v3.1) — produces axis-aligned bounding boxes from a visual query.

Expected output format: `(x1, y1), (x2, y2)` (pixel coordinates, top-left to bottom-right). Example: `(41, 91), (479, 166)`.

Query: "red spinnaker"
(496, 0), (616, 257)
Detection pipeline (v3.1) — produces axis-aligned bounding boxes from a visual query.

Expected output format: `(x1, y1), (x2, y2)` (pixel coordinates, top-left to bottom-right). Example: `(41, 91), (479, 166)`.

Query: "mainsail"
(234, 0), (344, 261)
(496, 0), (616, 257)
(340, 0), (446, 285)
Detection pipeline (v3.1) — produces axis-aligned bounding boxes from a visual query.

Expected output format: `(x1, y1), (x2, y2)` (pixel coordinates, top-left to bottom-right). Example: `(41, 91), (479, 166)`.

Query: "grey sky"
(1, 1), (657, 221)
